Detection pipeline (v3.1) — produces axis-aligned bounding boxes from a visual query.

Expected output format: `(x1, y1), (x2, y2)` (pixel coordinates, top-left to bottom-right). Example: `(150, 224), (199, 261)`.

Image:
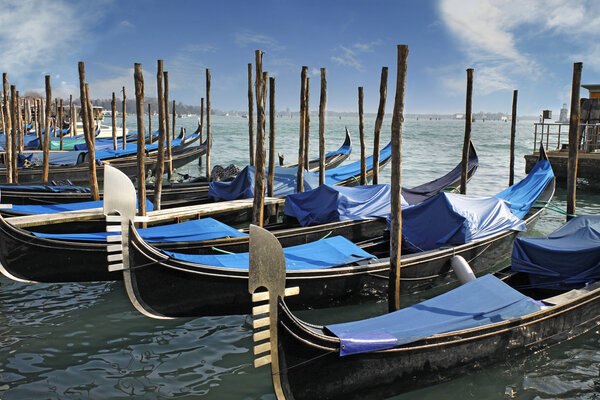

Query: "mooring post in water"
(122, 86), (126, 150)
(206, 68), (212, 180)
(42, 77), (52, 183)
(59, 99), (64, 151)
(199, 97), (204, 167)
(153, 60), (167, 210)
(171, 100), (176, 140)
(297, 66), (308, 193)
(69, 94), (75, 136)
(53, 99), (58, 136)
(39, 99), (44, 144)
(509, 89), (518, 186)
(268, 76), (276, 197)
(373, 67), (388, 185)
(248, 63), (255, 166)
(567, 62), (583, 221)
(85, 83), (99, 200)
(134, 63), (147, 219)
(389, 44), (408, 313)
(252, 50), (267, 226)
(111, 92), (117, 150)
(460, 68), (474, 195)
(36, 99), (42, 144)
(358, 86), (366, 185)
(304, 77), (311, 170)
(3, 73), (13, 183)
(78, 62), (99, 201)
(16, 90), (23, 153)
(163, 71), (173, 178)
(148, 103), (152, 143)
(10, 86), (18, 182)
(318, 68), (326, 186)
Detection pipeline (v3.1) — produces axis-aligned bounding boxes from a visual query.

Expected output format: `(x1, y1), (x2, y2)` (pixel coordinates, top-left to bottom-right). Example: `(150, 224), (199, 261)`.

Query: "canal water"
(1, 116), (599, 399)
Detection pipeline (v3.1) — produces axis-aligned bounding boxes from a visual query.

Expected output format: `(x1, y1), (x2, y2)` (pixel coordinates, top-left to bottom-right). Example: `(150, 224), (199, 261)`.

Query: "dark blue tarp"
(162, 235), (375, 270)
(511, 215), (600, 290)
(10, 198), (154, 214)
(284, 184), (407, 226)
(326, 274), (542, 356)
(208, 142), (392, 201)
(17, 151), (84, 166)
(0, 184), (90, 193)
(32, 217), (245, 242)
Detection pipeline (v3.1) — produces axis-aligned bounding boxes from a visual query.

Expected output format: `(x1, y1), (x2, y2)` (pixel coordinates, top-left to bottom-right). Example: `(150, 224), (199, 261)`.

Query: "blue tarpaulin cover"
(11, 198), (154, 214)
(32, 217), (245, 242)
(208, 142), (392, 201)
(511, 215), (600, 290)
(162, 235), (375, 270)
(326, 274), (542, 356)
(0, 184), (90, 193)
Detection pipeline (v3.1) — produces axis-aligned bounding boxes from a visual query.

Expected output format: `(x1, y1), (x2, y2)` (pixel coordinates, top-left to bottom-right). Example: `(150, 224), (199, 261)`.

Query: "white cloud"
(331, 41), (381, 72)
(233, 30), (284, 51)
(120, 20), (135, 29)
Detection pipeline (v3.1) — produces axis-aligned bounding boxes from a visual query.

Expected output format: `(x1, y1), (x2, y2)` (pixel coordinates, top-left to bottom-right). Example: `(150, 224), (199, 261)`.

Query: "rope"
(319, 231), (333, 240)
(532, 200), (576, 217)
(212, 246), (235, 254)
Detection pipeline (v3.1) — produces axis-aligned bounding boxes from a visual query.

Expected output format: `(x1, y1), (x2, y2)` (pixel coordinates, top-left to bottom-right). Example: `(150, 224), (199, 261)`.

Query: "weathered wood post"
(509, 90), (518, 186)
(268, 77), (276, 197)
(39, 99), (44, 143)
(164, 71), (173, 178)
(16, 90), (23, 153)
(297, 66), (308, 193)
(134, 63), (147, 218)
(3, 74), (12, 182)
(172, 100), (176, 140)
(153, 60), (167, 210)
(206, 68), (212, 180)
(42, 77), (52, 183)
(111, 92), (117, 150)
(248, 63), (255, 166)
(252, 50), (267, 226)
(85, 83), (99, 200)
(304, 77), (310, 169)
(198, 97), (204, 167)
(78, 62), (99, 200)
(69, 94), (75, 136)
(148, 103), (152, 143)
(358, 86), (366, 185)
(318, 68), (326, 185)
(373, 67), (388, 185)
(59, 99), (64, 150)
(122, 86), (127, 149)
(566, 62), (583, 221)
(9, 85), (18, 182)
(389, 44), (408, 312)
(460, 68), (474, 195)
(53, 99), (58, 136)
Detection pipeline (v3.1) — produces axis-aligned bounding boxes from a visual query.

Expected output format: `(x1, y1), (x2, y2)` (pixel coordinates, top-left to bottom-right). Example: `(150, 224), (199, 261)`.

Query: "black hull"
(274, 276), (600, 399)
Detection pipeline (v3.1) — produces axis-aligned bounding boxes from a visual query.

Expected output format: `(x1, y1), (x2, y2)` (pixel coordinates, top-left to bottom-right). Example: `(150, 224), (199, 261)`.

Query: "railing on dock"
(533, 122), (600, 153)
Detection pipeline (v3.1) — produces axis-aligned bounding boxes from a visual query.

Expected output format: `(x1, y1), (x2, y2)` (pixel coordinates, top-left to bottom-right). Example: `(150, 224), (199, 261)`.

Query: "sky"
(1, 0), (599, 116)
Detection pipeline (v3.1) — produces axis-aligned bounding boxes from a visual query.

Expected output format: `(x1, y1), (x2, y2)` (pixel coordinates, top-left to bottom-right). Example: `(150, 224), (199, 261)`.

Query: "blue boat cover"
(17, 151), (84, 166)
(511, 215), (600, 290)
(10, 198), (154, 214)
(0, 184), (90, 193)
(32, 217), (245, 242)
(162, 235), (375, 270)
(495, 159), (553, 218)
(327, 274), (542, 356)
(208, 142), (392, 201)
(284, 184), (407, 226)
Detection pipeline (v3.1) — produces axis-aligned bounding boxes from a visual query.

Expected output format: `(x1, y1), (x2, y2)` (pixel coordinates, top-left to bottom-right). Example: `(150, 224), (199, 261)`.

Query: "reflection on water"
(1, 117), (599, 399)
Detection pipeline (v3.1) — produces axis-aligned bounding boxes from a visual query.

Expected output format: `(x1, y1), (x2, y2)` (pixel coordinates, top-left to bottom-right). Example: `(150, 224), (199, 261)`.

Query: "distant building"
(558, 103), (568, 123)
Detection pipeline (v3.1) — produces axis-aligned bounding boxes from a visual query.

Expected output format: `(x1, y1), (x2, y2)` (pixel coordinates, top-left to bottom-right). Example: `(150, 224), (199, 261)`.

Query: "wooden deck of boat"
(6, 197), (286, 228)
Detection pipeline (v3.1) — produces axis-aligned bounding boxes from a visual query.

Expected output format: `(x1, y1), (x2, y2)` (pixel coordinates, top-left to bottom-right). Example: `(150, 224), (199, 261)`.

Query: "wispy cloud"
(119, 20), (135, 29)
(233, 30), (284, 51)
(331, 41), (382, 72)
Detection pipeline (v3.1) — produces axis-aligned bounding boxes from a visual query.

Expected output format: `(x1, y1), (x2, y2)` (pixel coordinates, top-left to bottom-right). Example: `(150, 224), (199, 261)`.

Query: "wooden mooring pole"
(10, 85), (18, 182)
(358, 86), (366, 185)
(3, 73), (13, 183)
(59, 99), (64, 151)
(163, 71), (172, 179)
(122, 86), (127, 149)
(206, 69), (212, 180)
(318, 68), (326, 186)
(42, 77), (51, 183)
(297, 66), (308, 193)
(268, 77), (276, 197)
(148, 104), (152, 143)
(460, 68), (474, 195)
(78, 62), (99, 201)
(566, 62), (583, 221)
(16, 90), (23, 153)
(304, 77), (310, 169)
(172, 100), (176, 140)
(85, 83), (99, 200)
(252, 50), (266, 226)
(248, 63), (255, 166)
(373, 67), (388, 185)
(134, 63), (147, 218)
(69, 94), (75, 136)
(111, 92), (117, 150)
(388, 44), (408, 312)
(509, 90), (518, 186)
(153, 60), (167, 210)
(198, 97), (204, 167)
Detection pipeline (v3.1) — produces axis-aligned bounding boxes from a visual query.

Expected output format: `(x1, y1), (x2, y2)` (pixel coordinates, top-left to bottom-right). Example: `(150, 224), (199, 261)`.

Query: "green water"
(1, 116), (599, 399)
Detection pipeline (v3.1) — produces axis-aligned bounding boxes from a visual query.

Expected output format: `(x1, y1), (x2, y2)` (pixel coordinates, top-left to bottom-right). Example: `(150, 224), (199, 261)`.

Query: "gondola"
(0, 128), (351, 207)
(248, 214), (600, 399)
(0, 139), (467, 284)
(117, 150), (551, 318)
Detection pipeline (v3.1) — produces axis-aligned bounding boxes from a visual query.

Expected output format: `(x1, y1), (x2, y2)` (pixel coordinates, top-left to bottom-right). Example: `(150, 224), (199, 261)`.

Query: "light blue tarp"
(17, 151), (84, 166)
(163, 235), (375, 270)
(327, 274), (542, 356)
(10, 198), (154, 214)
(208, 142), (392, 201)
(511, 215), (600, 290)
(32, 217), (245, 242)
(284, 184), (407, 226)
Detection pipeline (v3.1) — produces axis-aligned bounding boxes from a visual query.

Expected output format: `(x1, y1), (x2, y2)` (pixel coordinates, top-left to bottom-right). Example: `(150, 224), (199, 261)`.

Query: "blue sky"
(1, 0), (599, 115)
